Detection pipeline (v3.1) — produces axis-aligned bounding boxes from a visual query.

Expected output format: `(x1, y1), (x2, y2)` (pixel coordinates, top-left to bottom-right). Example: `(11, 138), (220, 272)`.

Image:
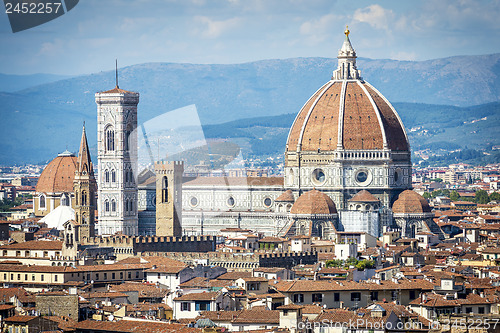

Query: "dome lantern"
(333, 26), (361, 80)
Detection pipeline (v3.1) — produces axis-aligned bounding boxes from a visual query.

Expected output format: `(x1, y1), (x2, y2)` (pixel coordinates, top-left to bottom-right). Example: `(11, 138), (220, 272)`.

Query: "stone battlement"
(141, 250), (318, 270)
(81, 235), (215, 253)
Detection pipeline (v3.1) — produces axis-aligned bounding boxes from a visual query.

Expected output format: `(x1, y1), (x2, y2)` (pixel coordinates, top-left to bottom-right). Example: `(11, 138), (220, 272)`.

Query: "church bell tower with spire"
(73, 124), (97, 239)
(95, 64), (139, 236)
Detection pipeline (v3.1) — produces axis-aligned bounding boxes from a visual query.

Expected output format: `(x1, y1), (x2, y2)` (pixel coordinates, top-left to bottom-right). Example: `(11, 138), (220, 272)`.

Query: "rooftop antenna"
(115, 59), (119, 88)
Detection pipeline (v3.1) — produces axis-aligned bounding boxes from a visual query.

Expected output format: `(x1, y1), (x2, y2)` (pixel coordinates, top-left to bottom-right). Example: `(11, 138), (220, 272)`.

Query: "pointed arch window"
(130, 200), (134, 213)
(125, 199), (129, 212)
(125, 170), (129, 183)
(105, 126), (115, 151)
(39, 194), (46, 209)
(162, 176), (168, 202)
(111, 170), (116, 183)
(105, 200), (110, 212)
(61, 194), (69, 206)
(125, 127), (131, 152)
(81, 191), (87, 206)
(111, 199), (116, 212)
(105, 170), (109, 183)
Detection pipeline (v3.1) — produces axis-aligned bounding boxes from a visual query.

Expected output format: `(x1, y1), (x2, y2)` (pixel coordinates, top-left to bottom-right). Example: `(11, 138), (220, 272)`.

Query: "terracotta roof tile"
(275, 190), (295, 202)
(71, 319), (201, 333)
(290, 189), (337, 215)
(0, 240), (62, 251)
(286, 80), (408, 152)
(348, 190), (379, 202)
(392, 190), (432, 214)
(36, 155), (77, 193)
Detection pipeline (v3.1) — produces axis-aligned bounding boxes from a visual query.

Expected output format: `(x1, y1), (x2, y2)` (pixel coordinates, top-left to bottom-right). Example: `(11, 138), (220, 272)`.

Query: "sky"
(1, 0), (500, 75)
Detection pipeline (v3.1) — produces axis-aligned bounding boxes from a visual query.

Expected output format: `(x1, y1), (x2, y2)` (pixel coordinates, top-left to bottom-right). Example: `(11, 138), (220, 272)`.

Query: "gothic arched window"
(81, 191), (87, 206)
(105, 200), (109, 212)
(111, 170), (116, 183)
(125, 127), (131, 151)
(105, 170), (109, 183)
(105, 126), (115, 151)
(61, 194), (69, 206)
(111, 199), (116, 212)
(39, 194), (46, 209)
(162, 176), (168, 202)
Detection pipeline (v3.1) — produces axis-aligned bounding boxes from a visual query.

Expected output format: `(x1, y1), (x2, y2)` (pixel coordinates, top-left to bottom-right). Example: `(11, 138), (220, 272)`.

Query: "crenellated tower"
(155, 161), (183, 237)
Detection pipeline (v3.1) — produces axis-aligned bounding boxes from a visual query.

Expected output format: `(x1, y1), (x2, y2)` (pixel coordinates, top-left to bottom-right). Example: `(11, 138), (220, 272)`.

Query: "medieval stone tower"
(96, 85), (139, 236)
(73, 124), (97, 239)
(155, 161), (183, 237)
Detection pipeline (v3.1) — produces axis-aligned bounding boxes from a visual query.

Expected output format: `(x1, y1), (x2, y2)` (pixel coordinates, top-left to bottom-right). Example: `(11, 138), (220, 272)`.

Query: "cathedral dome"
(349, 190), (379, 202)
(392, 190), (432, 214)
(275, 189), (295, 202)
(286, 30), (409, 154)
(290, 189), (337, 215)
(36, 151), (77, 193)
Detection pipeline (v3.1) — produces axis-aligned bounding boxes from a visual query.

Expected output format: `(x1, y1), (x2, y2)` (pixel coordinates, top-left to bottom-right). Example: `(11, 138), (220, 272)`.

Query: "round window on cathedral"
(227, 196), (235, 207)
(355, 169), (372, 186)
(356, 171), (367, 183)
(263, 197), (272, 208)
(312, 168), (326, 185)
(190, 196), (199, 207)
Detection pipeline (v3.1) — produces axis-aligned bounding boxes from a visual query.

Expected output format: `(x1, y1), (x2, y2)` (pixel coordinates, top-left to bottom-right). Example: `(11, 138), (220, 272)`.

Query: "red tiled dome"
(392, 190), (432, 214)
(290, 189), (337, 215)
(36, 152), (77, 193)
(286, 80), (408, 153)
(275, 189), (295, 202)
(349, 190), (379, 202)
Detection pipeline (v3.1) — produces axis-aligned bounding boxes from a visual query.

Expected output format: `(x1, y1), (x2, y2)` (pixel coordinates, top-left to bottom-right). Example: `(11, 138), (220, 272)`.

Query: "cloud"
(193, 16), (242, 38)
(353, 4), (395, 31)
(299, 13), (343, 44)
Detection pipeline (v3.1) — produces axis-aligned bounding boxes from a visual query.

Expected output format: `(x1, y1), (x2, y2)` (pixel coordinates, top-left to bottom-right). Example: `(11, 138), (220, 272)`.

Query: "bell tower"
(155, 161), (183, 237)
(73, 124), (97, 239)
(95, 72), (139, 236)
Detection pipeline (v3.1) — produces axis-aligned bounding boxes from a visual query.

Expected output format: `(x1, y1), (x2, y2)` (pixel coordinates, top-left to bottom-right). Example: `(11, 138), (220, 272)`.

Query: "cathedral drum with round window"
(189, 196), (199, 208)
(227, 196), (235, 208)
(312, 168), (326, 186)
(354, 169), (372, 186)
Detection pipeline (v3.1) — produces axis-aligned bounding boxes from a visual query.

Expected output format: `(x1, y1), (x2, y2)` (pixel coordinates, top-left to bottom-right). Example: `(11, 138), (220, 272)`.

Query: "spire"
(77, 123), (93, 175)
(332, 26), (361, 80)
(115, 59), (119, 88)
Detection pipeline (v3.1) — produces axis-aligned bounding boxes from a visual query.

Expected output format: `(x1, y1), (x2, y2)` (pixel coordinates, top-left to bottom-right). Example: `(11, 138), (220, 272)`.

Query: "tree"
(475, 190), (490, 204)
(355, 259), (375, 271)
(346, 257), (358, 267)
(325, 259), (343, 268)
(490, 192), (500, 201)
(423, 192), (431, 199)
(450, 191), (460, 201)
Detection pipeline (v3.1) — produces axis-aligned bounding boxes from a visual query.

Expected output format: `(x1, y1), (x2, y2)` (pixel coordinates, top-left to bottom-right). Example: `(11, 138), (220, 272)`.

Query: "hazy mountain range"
(0, 53), (499, 164)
